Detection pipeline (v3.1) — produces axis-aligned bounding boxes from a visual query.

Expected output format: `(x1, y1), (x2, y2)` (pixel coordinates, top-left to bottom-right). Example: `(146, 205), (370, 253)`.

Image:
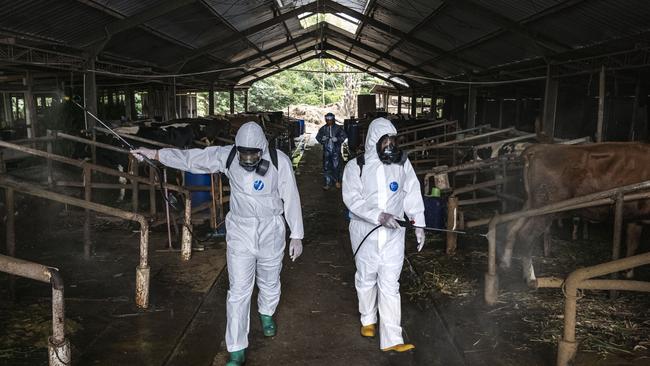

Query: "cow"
(500, 142), (650, 285)
(114, 118), (232, 148)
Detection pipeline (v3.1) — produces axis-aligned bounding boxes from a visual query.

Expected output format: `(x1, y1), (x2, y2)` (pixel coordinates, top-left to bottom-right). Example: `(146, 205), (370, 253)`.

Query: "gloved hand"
(331, 136), (338, 143)
(131, 148), (158, 162)
(289, 239), (303, 262)
(415, 228), (426, 252)
(378, 212), (400, 229)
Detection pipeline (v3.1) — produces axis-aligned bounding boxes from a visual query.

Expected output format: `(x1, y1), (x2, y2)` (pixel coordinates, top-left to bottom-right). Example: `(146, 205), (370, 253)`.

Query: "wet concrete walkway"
(206, 144), (464, 366)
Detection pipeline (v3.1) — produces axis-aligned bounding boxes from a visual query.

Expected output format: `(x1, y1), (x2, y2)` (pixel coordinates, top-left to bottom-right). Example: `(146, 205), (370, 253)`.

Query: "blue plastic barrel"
(298, 119), (305, 135)
(424, 196), (446, 229)
(184, 172), (212, 207)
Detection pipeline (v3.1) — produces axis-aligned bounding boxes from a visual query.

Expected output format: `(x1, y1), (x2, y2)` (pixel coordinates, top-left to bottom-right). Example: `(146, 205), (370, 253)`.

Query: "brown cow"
(500, 142), (650, 285)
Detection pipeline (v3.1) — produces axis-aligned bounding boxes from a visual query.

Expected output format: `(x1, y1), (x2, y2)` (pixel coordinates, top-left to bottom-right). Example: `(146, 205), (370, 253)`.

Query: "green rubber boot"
(225, 349), (245, 366)
(260, 314), (276, 337)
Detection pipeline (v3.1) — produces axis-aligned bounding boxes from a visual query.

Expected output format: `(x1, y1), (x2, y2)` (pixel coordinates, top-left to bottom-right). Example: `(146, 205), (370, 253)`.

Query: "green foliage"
(193, 59), (383, 115)
(247, 59), (382, 112)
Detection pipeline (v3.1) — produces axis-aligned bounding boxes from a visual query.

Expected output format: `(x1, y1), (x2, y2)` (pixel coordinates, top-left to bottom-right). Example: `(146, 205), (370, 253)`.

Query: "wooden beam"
(323, 53), (402, 89)
(444, 0), (570, 54)
(405, 0), (586, 75)
(367, 3), (447, 72)
(242, 54), (320, 86)
(324, 43), (422, 86)
(236, 43), (318, 82)
(325, 25), (442, 78)
(467, 86), (477, 128)
(199, 0), (274, 66)
(174, 1), (320, 67)
(226, 31), (319, 70)
(596, 65), (606, 142)
(542, 64), (559, 137)
(322, 0), (482, 71)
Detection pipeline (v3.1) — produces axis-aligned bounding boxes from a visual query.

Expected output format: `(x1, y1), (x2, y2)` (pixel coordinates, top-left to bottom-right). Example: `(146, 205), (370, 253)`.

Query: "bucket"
(423, 196), (446, 229)
(184, 172), (212, 208)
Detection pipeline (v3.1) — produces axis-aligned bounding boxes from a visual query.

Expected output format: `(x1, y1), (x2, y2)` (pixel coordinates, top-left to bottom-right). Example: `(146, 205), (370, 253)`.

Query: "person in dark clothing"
(315, 112), (347, 190)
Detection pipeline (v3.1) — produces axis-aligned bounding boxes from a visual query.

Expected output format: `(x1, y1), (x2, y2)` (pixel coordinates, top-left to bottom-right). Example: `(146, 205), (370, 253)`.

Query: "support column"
(596, 65), (606, 142)
(84, 57), (98, 130)
(3, 93), (12, 126)
(124, 88), (134, 121)
(542, 64), (559, 138)
(244, 89), (249, 113)
(397, 93), (402, 115)
(498, 98), (504, 128)
(229, 87), (235, 114)
(467, 86), (477, 128)
(170, 79), (177, 120)
(430, 86), (436, 118)
(208, 84), (215, 116)
(24, 72), (37, 138)
(410, 91), (417, 117)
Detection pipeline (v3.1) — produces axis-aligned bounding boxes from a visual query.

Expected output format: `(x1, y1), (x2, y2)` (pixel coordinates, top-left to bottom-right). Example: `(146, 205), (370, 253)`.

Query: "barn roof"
(1, 0), (650, 91)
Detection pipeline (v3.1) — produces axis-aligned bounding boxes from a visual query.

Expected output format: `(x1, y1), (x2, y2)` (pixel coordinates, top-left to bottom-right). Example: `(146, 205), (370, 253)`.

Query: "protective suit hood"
(364, 117), (397, 162)
(235, 122), (268, 152)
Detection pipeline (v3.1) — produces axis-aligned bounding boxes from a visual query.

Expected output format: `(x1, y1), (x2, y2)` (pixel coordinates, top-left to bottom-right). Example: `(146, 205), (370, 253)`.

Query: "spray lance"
(64, 95), (183, 244)
(64, 96), (161, 171)
(352, 215), (487, 259)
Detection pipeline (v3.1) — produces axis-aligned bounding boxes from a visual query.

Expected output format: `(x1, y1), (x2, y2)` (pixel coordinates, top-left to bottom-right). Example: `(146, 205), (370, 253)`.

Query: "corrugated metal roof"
(2, 0), (650, 88)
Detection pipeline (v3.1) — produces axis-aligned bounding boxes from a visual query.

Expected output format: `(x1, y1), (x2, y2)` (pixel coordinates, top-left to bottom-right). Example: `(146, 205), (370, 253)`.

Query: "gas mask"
(376, 134), (405, 165)
(237, 146), (269, 175)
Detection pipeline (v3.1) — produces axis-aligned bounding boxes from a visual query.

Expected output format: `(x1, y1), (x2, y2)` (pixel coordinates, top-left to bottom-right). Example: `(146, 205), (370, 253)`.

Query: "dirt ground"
(1, 144), (650, 366)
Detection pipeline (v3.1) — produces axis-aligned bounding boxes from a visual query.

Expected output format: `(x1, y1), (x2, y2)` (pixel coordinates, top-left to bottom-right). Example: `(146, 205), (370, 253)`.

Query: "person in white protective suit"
(342, 117), (426, 353)
(131, 122), (304, 366)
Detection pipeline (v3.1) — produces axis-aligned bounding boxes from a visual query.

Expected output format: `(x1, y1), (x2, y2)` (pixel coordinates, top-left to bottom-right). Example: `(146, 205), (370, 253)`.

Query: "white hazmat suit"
(156, 122), (304, 352)
(342, 117), (425, 349)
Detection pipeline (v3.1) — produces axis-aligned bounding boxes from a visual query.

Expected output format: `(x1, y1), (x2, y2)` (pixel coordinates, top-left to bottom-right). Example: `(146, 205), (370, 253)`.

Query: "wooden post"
(229, 87), (235, 114)
(24, 72), (37, 138)
(596, 65), (606, 142)
(611, 192), (624, 298)
(244, 89), (249, 113)
(124, 87), (134, 121)
(46, 130), (54, 187)
(5, 187), (15, 299)
(83, 166), (92, 259)
(149, 167), (156, 216)
(129, 155), (139, 213)
(543, 232), (552, 257)
(397, 93), (402, 115)
(497, 98), (504, 128)
(208, 84), (215, 116)
(170, 78), (177, 119)
(2, 93), (11, 126)
(542, 64), (559, 138)
(467, 86), (477, 128)
(6, 188), (15, 258)
(446, 196), (459, 255)
(410, 91), (417, 117)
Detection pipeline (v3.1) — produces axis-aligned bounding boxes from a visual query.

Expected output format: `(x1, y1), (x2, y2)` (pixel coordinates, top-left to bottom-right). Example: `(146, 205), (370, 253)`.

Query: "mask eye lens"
(376, 135), (402, 164)
(237, 147), (262, 169)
